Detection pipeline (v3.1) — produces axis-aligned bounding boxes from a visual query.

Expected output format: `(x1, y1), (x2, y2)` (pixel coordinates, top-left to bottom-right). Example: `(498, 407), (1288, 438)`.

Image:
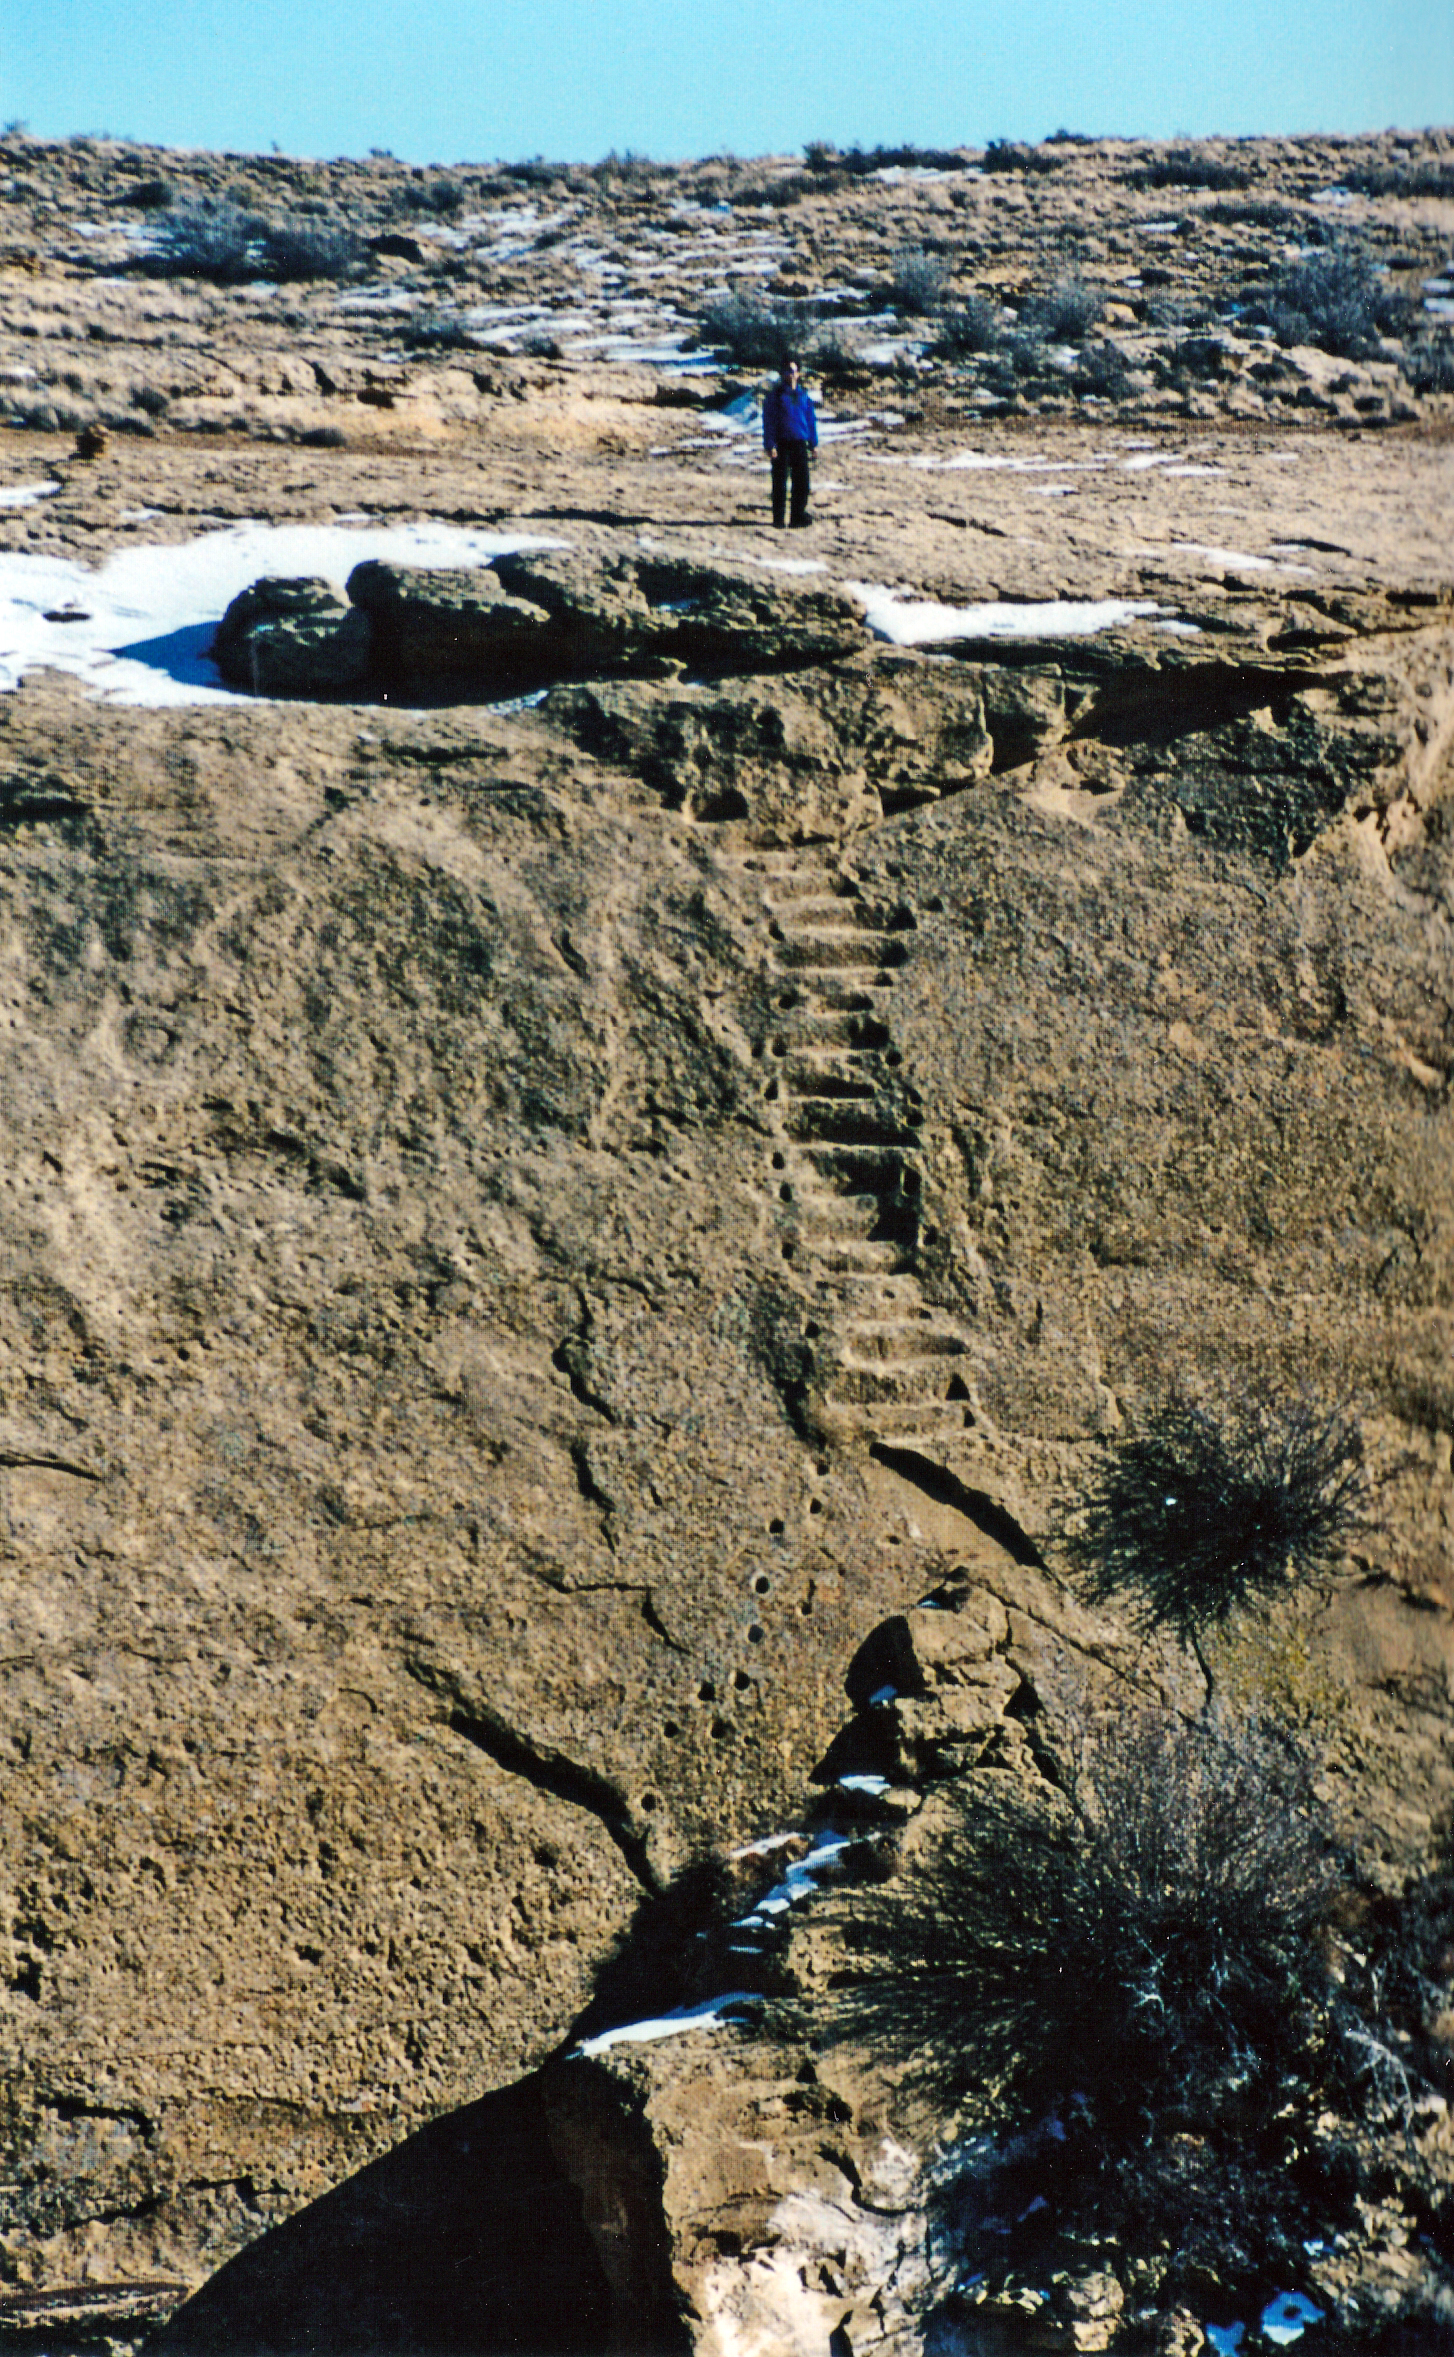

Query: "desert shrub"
(1067, 1391), (1366, 1642)
(886, 244), (950, 314)
(1345, 158), (1454, 200)
(696, 288), (805, 367)
(1126, 147), (1255, 191)
(142, 199), (265, 282)
(1168, 330), (1238, 378)
(404, 310), (480, 350)
(804, 321), (864, 375)
(813, 1711), (1405, 2313)
(1402, 332), (1454, 394)
(932, 294), (1003, 357)
(398, 176), (466, 215)
(1206, 195), (1307, 231)
(503, 157), (565, 189)
(1257, 245), (1412, 356)
(257, 214), (363, 281)
(982, 138), (1063, 175)
(1023, 274), (1103, 340)
(119, 175), (172, 210)
(1074, 338), (1132, 397)
(594, 148), (656, 184)
(820, 142), (967, 178)
(986, 327), (1051, 381)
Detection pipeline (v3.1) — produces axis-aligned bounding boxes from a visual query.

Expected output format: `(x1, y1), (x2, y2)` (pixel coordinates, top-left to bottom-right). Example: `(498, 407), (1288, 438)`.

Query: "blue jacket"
(762, 381), (817, 451)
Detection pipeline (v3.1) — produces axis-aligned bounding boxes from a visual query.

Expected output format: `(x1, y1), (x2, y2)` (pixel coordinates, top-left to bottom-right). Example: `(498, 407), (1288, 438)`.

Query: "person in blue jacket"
(762, 356), (817, 528)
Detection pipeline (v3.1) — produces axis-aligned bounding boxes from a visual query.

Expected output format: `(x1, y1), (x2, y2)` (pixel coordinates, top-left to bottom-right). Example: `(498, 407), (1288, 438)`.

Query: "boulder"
(630, 551), (866, 670)
(211, 575), (371, 694)
(346, 559), (555, 680)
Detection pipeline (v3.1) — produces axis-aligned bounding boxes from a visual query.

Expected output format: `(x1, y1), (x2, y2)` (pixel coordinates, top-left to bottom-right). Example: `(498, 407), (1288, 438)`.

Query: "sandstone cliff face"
(0, 125), (1451, 2353)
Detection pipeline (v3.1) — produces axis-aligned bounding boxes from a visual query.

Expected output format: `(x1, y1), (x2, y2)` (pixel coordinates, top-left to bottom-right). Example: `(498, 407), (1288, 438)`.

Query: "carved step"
(791, 1191), (888, 1239)
(826, 1361), (972, 1405)
(773, 932), (910, 973)
(836, 1398), (977, 1439)
(785, 1101), (918, 1148)
(781, 1063), (881, 1101)
(765, 894), (876, 927)
(771, 1010), (895, 1051)
(811, 1237), (913, 1274)
(799, 1140), (915, 1179)
(842, 1324), (968, 1362)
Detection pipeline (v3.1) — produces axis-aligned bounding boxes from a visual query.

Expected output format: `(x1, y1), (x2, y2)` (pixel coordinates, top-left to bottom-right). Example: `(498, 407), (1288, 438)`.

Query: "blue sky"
(6, 0), (1451, 165)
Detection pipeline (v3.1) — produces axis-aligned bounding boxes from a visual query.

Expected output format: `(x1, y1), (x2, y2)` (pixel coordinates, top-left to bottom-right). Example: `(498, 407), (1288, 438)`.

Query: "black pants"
(771, 438), (811, 527)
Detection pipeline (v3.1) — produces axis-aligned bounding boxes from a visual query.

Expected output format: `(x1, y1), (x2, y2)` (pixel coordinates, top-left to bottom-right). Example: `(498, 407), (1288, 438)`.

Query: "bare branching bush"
(820, 1714), (1341, 2124)
(1067, 1392), (1366, 1641)
(813, 1711), (1412, 2312)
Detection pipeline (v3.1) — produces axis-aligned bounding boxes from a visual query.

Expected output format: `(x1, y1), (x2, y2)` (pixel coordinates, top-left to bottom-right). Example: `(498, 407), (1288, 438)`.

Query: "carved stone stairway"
(727, 841), (979, 1456)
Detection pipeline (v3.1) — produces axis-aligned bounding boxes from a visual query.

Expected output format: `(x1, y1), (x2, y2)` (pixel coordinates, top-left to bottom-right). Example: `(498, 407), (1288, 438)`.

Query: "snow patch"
(571, 1993), (762, 2058)
(847, 584), (1163, 644)
(1141, 541), (1315, 575)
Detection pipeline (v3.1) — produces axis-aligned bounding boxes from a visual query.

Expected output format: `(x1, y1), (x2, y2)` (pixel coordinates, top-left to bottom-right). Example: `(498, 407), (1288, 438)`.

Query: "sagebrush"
(813, 1711), (1420, 2314)
(1256, 245), (1411, 356)
(1067, 1390), (1366, 1640)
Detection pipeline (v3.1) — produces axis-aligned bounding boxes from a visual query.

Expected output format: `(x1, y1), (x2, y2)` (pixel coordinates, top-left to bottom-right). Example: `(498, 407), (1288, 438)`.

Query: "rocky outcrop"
(209, 574), (371, 694)
(211, 548), (869, 699)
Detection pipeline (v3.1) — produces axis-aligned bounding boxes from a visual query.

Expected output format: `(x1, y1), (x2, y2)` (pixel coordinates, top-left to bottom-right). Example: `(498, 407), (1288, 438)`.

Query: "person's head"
(780, 356), (802, 386)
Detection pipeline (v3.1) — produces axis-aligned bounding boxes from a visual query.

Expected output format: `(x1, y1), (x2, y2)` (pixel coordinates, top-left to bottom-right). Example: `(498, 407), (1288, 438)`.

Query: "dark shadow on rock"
(868, 1444), (1047, 1567)
(567, 1857), (768, 2044)
(144, 2072), (618, 2357)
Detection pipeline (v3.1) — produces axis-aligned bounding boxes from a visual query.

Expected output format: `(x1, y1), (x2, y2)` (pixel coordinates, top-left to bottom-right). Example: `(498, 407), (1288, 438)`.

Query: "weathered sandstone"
(0, 123), (1450, 2353)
